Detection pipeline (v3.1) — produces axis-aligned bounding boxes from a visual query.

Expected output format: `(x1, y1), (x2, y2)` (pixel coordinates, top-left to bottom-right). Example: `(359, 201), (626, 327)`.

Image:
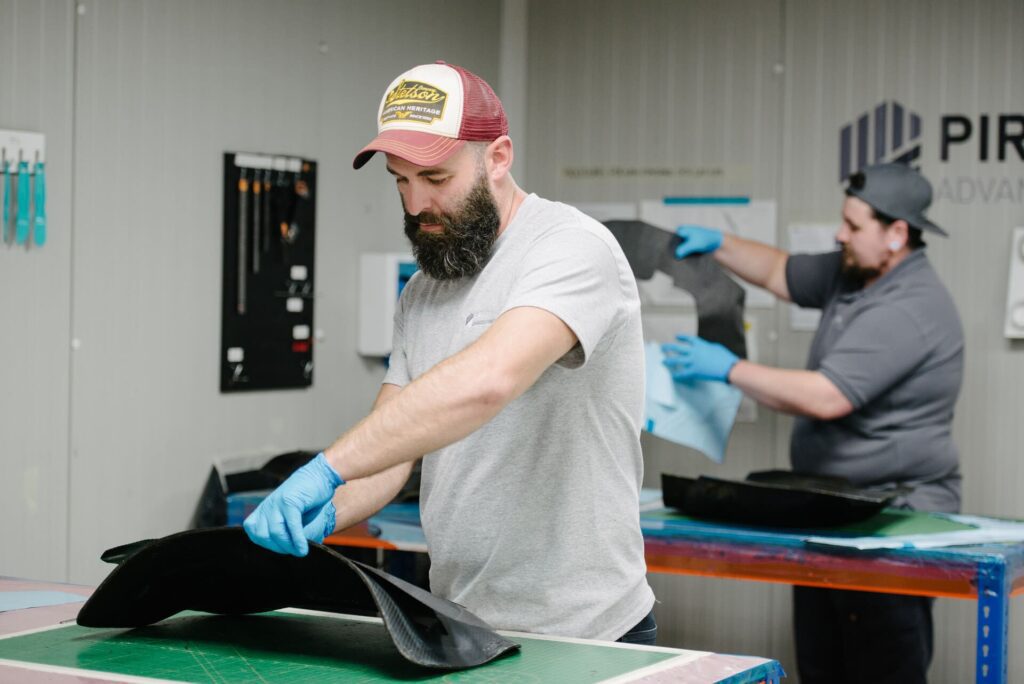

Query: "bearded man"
(663, 163), (964, 683)
(243, 61), (656, 644)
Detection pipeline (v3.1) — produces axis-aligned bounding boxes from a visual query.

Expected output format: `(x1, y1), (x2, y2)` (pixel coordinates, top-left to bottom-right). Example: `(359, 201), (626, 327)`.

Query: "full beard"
(403, 175), (501, 281)
(840, 245), (882, 283)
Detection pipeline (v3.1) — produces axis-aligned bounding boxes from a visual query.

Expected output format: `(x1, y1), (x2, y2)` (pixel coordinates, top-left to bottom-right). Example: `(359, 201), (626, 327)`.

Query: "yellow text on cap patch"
(381, 80), (448, 126)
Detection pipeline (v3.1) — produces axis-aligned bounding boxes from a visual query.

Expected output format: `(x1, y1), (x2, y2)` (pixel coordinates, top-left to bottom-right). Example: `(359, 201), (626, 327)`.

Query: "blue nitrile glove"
(674, 225), (723, 259)
(243, 452), (344, 557)
(662, 334), (739, 383)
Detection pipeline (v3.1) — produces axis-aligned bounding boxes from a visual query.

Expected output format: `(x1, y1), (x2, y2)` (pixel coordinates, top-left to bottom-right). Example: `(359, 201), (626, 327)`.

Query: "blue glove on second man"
(662, 334), (739, 383)
(674, 225), (723, 259)
(243, 452), (345, 557)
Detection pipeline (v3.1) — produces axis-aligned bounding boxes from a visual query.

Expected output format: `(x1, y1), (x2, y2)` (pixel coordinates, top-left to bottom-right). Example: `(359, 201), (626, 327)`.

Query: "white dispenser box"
(358, 252), (417, 356)
(1004, 228), (1024, 339)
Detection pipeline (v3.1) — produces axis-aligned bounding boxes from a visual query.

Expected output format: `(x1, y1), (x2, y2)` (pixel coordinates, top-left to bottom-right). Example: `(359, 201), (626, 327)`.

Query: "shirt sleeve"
(382, 288), (411, 387)
(502, 228), (629, 369)
(786, 250), (843, 309)
(817, 303), (929, 409)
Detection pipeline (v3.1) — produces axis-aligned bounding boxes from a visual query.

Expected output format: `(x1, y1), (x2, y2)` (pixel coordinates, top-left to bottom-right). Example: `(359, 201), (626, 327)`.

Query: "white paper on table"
(639, 200), (778, 308)
(643, 342), (743, 463)
(787, 223), (838, 331)
(805, 514), (1024, 551)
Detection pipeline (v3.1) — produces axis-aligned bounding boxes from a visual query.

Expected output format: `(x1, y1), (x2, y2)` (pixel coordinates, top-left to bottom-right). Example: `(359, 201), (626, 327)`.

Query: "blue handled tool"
(15, 160), (30, 245)
(33, 162), (46, 247)
(2, 160), (10, 243)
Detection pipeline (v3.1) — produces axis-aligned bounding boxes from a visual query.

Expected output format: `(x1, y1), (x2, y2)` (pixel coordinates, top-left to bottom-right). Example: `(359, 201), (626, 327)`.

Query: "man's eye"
(426, 177), (449, 186)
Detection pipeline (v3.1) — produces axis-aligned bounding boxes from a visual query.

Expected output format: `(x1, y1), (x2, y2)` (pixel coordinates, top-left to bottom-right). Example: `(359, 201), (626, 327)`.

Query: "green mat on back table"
(0, 612), (681, 683)
(645, 508), (977, 537)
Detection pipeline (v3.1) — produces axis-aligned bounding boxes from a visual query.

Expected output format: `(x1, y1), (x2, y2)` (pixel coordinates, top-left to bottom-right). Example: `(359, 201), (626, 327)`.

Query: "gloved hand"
(662, 334), (739, 383)
(243, 452), (344, 557)
(674, 225), (723, 259)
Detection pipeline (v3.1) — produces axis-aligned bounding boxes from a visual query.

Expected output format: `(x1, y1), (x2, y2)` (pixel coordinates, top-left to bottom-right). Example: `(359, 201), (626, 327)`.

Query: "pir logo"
(381, 80), (448, 127)
(838, 101), (922, 183)
(839, 100), (1024, 204)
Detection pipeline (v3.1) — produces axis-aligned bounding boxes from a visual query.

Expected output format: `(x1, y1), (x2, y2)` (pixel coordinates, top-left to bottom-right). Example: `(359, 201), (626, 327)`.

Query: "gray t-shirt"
(786, 249), (964, 512)
(384, 193), (655, 640)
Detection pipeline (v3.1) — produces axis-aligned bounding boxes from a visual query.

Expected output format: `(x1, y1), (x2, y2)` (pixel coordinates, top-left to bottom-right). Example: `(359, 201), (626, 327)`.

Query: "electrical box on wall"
(1004, 227), (1024, 339)
(358, 252), (417, 356)
(221, 152), (317, 391)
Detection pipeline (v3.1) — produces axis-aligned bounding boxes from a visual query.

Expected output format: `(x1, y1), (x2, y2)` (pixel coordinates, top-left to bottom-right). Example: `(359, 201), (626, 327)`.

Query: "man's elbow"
(472, 363), (521, 411)
(807, 384), (854, 421)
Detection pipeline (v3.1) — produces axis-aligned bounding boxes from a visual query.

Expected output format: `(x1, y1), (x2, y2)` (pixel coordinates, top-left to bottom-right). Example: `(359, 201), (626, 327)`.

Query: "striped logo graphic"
(839, 101), (921, 182)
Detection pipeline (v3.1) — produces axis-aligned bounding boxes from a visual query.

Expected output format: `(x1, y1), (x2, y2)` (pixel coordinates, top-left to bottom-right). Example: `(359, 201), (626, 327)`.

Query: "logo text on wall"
(839, 101), (1024, 204)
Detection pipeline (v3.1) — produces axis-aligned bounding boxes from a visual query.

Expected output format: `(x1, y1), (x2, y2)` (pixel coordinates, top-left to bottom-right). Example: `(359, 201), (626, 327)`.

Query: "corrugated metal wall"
(2, 0), (1021, 680)
(527, 0), (1023, 681)
(0, 0), (75, 583)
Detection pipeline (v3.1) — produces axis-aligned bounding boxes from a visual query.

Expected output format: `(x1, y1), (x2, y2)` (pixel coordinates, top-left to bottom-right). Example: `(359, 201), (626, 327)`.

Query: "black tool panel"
(220, 152), (316, 392)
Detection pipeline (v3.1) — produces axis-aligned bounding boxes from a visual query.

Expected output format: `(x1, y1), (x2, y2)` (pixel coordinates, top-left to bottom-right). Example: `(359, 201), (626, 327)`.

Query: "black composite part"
(78, 527), (519, 670)
(604, 220), (747, 358)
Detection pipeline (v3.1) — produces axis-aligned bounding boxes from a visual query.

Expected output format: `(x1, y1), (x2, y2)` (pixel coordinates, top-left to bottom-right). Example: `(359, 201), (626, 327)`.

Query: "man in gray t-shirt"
(242, 61), (655, 643)
(661, 163), (963, 684)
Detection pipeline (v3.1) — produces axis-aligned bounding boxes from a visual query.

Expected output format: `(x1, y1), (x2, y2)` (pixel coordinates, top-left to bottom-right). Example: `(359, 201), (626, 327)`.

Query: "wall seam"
(64, 0), (80, 583)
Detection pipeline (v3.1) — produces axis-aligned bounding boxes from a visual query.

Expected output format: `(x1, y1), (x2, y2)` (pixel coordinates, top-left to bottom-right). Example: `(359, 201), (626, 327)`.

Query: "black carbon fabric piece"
(603, 220), (747, 358)
(661, 470), (903, 528)
(77, 527), (519, 670)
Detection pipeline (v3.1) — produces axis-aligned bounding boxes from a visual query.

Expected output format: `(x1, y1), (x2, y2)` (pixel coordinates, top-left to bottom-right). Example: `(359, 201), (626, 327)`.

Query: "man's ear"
(485, 136), (514, 181)
(888, 219), (910, 251)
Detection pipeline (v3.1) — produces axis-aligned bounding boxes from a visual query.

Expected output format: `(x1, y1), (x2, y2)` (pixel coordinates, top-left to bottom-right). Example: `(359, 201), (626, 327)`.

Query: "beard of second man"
(403, 172), (502, 281)
(840, 244), (883, 284)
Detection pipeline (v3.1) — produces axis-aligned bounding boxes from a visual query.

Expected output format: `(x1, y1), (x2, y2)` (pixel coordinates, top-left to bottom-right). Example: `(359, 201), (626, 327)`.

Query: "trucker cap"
(845, 163), (947, 236)
(353, 61), (508, 169)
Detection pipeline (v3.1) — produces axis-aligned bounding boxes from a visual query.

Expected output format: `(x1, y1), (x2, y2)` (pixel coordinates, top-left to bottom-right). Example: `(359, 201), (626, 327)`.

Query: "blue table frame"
(639, 511), (1024, 684)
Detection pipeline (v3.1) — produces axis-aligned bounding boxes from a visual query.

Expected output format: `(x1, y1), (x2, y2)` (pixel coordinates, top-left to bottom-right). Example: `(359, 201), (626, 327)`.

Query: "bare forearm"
(323, 351), (507, 481)
(323, 308), (573, 482)
(728, 360), (853, 420)
(331, 461), (414, 531)
(714, 234), (791, 301)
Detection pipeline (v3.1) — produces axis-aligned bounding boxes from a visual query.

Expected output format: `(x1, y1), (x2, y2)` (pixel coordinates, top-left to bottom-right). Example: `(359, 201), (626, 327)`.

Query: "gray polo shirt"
(785, 249), (964, 512)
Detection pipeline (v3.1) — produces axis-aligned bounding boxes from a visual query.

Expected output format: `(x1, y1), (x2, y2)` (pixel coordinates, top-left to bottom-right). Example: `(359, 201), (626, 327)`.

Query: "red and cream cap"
(352, 61), (508, 169)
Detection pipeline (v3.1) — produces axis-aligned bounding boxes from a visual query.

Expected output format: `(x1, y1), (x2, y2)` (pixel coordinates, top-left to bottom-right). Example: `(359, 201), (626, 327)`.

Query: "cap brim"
(915, 217), (948, 237)
(352, 129), (466, 169)
(848, 187), (949, 237)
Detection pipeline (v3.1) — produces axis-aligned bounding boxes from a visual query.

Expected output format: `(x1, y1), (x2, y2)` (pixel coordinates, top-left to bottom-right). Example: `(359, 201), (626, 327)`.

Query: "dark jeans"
(616, 608), (657, 645)
(794, 586), (934, 684)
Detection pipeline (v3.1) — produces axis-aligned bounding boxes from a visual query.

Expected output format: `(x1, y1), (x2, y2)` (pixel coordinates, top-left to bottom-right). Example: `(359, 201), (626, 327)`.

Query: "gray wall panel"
(784, 4), (1024, 677)
(526, 0), (790, 667)
(529, 0), (1022, 681)
(0, 0), (75, 582)
(66, 0), (500, 583)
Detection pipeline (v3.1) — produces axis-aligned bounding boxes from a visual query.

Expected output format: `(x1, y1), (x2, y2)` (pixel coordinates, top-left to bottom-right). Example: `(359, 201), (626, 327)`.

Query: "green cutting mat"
(0, 612), (680, 683)
(647, 508), (976, 537)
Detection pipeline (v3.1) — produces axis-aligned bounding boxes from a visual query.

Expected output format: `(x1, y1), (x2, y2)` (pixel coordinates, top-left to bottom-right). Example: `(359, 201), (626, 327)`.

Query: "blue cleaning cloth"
(644, 342), (743, 463)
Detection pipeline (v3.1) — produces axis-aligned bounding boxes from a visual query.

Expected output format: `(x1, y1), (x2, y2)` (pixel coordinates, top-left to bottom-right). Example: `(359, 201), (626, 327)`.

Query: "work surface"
(330, 501), (1024, 684)
(0, 578), (784, 683)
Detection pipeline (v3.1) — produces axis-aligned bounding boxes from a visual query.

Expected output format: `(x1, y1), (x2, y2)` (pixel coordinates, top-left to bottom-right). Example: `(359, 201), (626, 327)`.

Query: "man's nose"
(402, 183), (433, 217)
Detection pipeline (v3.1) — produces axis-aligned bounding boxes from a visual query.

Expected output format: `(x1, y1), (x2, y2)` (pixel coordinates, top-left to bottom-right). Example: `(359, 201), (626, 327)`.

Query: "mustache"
(406, 212), (445, 226)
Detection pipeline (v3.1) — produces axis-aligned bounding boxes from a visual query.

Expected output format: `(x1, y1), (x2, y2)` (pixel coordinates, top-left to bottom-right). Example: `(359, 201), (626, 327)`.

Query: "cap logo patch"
(381, 80), (448, 127)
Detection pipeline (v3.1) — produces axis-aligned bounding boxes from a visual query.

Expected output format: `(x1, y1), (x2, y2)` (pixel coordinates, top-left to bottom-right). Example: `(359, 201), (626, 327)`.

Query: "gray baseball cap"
(845, 163), (947, 237)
